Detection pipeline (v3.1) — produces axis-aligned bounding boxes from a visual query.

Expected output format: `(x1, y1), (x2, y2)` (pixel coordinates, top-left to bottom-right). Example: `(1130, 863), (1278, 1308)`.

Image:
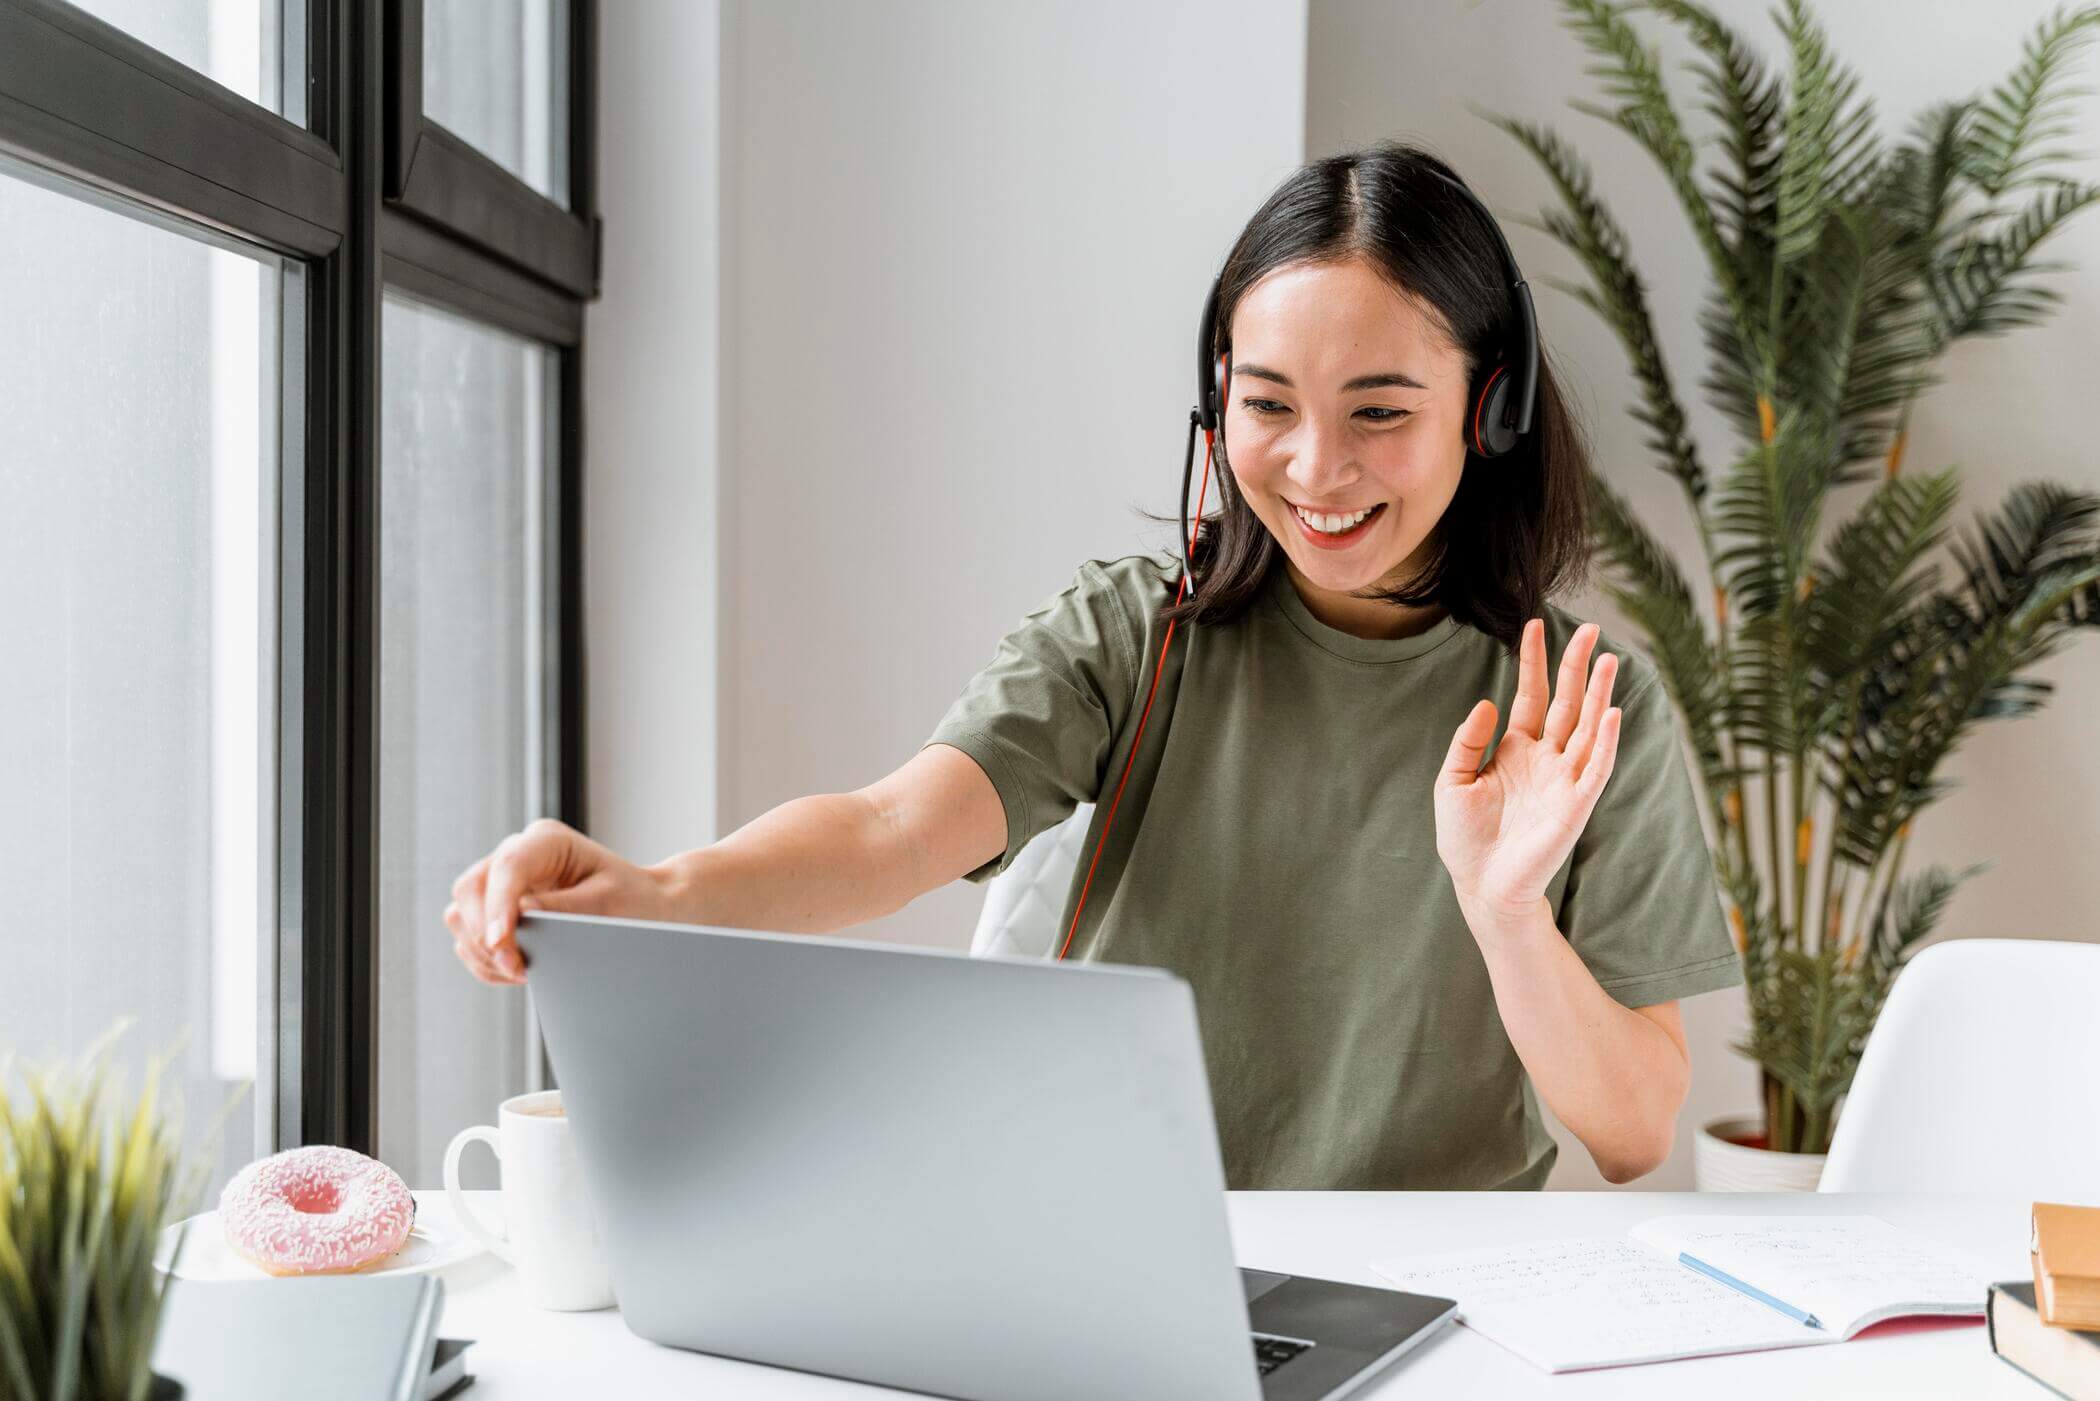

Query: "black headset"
(1180, 166), (1540, 588)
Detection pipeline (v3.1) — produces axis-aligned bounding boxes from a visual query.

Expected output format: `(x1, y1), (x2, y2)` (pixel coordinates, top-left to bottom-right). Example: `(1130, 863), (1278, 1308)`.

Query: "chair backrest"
(1818, 937), (2100, 1201)
(969, 803), (1095, 960)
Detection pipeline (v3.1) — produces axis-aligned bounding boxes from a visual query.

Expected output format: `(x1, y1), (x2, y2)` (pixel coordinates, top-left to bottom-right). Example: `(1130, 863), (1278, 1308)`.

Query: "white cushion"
(968, 803), (1095, 960)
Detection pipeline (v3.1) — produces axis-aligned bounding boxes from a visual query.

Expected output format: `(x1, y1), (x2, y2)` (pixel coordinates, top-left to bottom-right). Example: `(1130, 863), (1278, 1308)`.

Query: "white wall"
(1307, 0), (2100, 1187)
(585, 0), (725, 867)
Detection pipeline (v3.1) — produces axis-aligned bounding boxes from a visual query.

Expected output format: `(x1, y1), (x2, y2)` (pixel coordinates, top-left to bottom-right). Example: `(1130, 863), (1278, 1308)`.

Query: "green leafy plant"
(1492, 0), (2100, 1153)
(0, 1023), (223, 1401)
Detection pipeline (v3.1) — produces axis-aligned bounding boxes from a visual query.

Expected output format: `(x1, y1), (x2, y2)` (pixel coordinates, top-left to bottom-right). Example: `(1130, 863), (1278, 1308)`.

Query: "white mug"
(444, 1089), (615, 1311)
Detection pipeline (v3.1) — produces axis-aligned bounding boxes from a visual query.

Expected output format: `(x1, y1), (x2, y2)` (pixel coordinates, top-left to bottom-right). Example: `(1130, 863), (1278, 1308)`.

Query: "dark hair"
(1145, 139), (1592, 655)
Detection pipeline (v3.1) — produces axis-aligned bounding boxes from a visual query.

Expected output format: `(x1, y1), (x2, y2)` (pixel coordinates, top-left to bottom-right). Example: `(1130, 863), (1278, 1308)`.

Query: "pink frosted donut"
(219, 1145), (417, 1276)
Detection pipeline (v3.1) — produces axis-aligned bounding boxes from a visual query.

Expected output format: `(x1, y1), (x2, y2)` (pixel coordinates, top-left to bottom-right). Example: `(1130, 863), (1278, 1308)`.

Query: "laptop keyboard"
(1252, 1332), (1314, 1375)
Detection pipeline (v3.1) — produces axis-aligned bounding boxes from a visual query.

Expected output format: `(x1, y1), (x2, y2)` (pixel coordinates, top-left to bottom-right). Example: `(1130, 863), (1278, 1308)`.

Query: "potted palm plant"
(0, 1023), (213, 1399)
(1491, 0), (2100, 1186)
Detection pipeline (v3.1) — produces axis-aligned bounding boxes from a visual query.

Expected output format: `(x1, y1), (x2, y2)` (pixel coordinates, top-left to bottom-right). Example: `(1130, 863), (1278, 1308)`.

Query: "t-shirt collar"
(1263, 559), (1466, 663)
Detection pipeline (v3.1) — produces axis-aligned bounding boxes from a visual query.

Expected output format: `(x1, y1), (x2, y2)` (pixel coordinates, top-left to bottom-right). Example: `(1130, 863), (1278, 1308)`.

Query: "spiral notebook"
(1370, 1216), (1995, 1372)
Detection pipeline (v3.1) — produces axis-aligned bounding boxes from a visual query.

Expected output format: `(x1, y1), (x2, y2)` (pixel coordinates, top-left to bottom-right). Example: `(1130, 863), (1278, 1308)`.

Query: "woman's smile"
(1287, 499), (1387, 550)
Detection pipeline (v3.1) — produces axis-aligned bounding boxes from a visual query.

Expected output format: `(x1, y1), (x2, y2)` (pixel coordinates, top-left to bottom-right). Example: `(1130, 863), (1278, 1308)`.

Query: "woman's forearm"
(651, 791), (918, 935)
(1458, 894), (1689, 1183)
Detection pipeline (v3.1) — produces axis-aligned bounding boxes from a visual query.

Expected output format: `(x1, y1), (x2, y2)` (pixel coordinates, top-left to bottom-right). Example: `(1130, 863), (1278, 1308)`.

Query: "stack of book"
(1990, 1201), (2100, 1399)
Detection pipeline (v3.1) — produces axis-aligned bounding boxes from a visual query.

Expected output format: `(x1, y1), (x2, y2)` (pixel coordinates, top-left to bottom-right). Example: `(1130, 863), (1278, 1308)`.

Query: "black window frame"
(0, 0), (597, 1156)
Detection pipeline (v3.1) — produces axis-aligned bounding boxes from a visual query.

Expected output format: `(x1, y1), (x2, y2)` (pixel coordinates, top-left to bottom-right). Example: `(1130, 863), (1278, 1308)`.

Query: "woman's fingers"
(1542, 622), (1600, 751)
(450, 853), (494, 963)
(1506, 618), (1549, 740)
(1562, 648), (1618, 772)
(445, 819), (617, 984)
(1575, 704), (1624, 810)
(447, 844), (529, 987)
(1438, 698), (1498, 787)
(448, 903), (517, 985)
(482, 820), (590, 975)
(454, 939), (521, 986)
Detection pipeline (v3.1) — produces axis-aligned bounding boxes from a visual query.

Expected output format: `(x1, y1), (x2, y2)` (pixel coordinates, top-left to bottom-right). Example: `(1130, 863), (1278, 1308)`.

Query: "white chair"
(1818, 937), (2100, 1202)
(968, 803), (1094, 960)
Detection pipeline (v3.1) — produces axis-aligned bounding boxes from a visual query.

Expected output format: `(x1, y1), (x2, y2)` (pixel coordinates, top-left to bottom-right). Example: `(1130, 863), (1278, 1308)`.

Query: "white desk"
(424, 1189), (2047, 1398)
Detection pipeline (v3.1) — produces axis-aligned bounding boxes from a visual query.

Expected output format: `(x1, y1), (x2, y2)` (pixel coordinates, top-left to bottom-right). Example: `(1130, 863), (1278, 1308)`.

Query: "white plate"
(155, 1202), (486, 1281)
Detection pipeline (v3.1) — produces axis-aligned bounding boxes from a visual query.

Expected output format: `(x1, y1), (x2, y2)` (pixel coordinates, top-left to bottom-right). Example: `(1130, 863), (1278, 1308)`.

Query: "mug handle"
(443, 1125), (515, 1264)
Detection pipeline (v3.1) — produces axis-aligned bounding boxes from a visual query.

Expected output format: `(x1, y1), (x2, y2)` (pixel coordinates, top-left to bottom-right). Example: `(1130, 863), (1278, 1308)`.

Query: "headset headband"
(1195, 167), (1538, 443)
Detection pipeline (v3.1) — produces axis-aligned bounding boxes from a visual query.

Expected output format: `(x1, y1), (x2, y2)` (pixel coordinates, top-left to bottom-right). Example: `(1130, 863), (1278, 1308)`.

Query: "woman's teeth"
(1293, 504), (1378, 534)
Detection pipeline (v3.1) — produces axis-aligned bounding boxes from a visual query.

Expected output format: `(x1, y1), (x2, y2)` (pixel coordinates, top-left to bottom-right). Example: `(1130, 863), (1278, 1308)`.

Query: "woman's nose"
(1283, 418), (1360, 497)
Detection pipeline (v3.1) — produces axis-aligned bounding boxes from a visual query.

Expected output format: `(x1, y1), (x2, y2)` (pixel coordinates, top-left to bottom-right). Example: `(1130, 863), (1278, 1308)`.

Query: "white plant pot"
(1694, 1115), (1826, 1192)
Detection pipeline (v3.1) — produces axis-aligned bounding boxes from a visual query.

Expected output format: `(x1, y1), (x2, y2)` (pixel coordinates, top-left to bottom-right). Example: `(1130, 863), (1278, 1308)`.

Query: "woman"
(446, 140), (1740, 1190)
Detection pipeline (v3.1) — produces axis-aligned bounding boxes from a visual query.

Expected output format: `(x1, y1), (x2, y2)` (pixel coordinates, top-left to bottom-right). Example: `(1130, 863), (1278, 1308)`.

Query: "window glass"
(423, 0), (570, 204)
(378, 291), (557, 1190)
(0, 158), (284, 1200)
(66, 0), (301, 123)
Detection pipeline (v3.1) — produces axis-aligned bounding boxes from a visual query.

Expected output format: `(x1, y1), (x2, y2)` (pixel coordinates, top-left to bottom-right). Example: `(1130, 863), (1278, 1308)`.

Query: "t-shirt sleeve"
(1558, 660), (1743, 1007)
(919, 559), (1147, 884)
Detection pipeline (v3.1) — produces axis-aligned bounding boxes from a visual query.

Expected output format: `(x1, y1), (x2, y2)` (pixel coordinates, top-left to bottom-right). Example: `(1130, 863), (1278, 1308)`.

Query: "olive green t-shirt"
(921, 552), (1742, 1191)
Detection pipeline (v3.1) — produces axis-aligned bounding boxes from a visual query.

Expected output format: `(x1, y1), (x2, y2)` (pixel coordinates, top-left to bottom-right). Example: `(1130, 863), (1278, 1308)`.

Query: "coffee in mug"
(444, 1090), (613, 1310)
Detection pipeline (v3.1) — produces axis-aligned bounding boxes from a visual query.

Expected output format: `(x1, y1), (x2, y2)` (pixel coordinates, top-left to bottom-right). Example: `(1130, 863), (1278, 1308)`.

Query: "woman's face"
(1222, 255), (1473, 635)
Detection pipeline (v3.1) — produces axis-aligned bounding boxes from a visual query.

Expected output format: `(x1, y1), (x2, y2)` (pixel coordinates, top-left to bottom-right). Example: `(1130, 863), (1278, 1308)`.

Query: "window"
(63, 0), (302, 121)
(422, 0), (568, 203)
(0, 1), (597, 1179)
(0, 158), (290, 1195)
(378, 293), (561, 1189)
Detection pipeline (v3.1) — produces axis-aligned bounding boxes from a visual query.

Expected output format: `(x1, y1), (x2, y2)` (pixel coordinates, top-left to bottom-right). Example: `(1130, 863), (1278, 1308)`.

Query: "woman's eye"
(1240, 399), (1409, 422)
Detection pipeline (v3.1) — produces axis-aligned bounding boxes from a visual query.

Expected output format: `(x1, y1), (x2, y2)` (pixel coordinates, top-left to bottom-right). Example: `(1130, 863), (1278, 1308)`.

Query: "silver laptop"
(516, 909), (1455, 1401)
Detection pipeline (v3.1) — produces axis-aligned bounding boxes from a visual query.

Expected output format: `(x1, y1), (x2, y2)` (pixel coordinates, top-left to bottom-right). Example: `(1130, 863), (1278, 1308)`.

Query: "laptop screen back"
(516, 909), (1263, 1401)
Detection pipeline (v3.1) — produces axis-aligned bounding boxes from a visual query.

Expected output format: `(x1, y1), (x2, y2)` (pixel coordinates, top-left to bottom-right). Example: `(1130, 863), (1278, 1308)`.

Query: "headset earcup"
(1471, 364), (1515, 457)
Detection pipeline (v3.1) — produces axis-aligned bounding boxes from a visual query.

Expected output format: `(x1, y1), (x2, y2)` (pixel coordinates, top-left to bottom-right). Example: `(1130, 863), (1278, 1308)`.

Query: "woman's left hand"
(1434, 617), (1622, 925)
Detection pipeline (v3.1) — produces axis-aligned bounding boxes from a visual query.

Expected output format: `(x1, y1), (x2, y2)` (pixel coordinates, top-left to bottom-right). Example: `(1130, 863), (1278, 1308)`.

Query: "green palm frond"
(1930, 177), (2100, 343)
(1711, 406), (1827, 762)
(1772, 0), (1881, 273)
(1884, 101), (1990, 253)
(1949, 480), (2100, 619)
(1644, 0), (1786, 271)
(1965, 4), (2100, 198)
(1800, 467), (1962, 713)
(1585, 471), (1735, 798)
(1556, 0), (1764, 360)
(1818, 204), (1940, 470)
(1711, 405), (1820, 617)
(1833, 502), (2100, 866)
(1695, 289), (1763, 445)
(1488, 112), (1708, 504)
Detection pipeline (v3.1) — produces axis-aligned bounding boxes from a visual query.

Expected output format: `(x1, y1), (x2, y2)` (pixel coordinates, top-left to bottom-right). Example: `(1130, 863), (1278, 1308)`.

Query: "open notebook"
(1369, 1216), (1995, 1372)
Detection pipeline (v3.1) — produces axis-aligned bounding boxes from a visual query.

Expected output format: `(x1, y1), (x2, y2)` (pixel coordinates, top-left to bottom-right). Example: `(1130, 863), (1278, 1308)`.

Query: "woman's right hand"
(445, 818), (678, 985)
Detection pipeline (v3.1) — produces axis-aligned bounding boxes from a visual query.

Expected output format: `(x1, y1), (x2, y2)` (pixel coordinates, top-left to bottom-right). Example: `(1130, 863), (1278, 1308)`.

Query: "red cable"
(1055, 424), (1216, 961)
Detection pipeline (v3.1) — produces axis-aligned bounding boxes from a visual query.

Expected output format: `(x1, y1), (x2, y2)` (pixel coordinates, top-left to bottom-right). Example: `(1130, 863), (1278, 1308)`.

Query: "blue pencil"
(1678, 1252), (1825, 1330)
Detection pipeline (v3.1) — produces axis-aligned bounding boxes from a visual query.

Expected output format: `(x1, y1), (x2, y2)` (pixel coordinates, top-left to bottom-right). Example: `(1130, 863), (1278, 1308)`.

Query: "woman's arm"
(653, 741), (1008, 933)
(1432, 617), (1698, 1184)
(1459, 893), (1689, 1183)
(452, 743), (1008, 984)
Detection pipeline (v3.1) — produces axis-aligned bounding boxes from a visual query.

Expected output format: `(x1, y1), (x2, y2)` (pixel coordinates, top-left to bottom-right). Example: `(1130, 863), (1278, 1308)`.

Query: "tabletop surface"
(422, 1188), (2046, 1400)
